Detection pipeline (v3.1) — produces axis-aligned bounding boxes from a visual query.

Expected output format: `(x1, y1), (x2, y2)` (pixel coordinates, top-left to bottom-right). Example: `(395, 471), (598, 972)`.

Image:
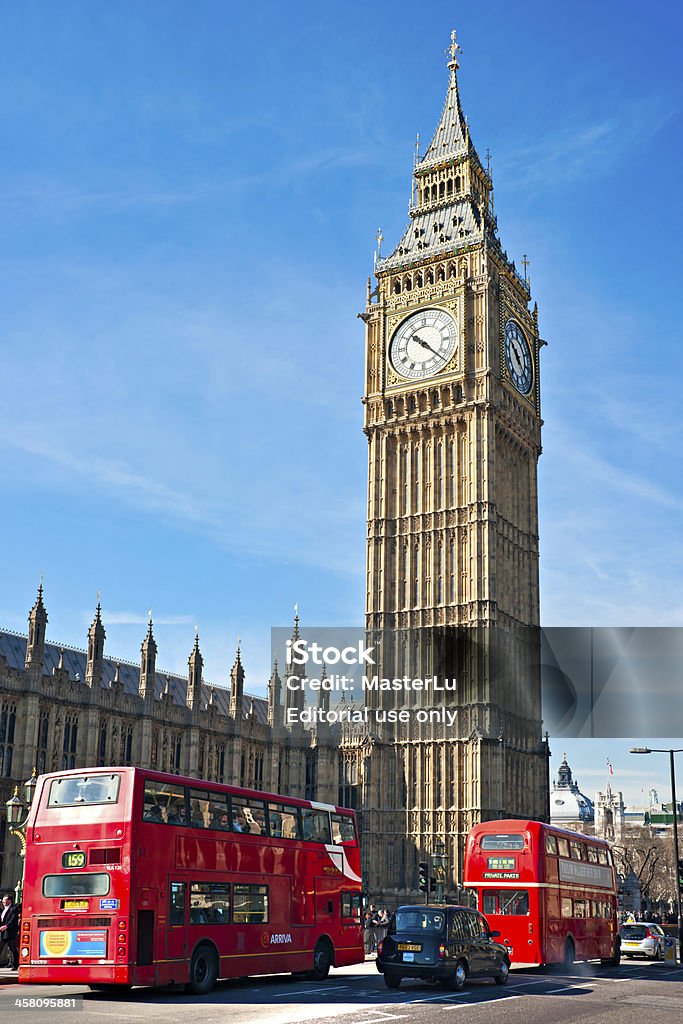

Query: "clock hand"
(412, 333), (440, 357)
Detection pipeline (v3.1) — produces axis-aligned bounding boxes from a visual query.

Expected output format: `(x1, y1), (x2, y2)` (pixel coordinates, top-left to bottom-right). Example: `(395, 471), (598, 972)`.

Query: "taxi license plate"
(63, 900), (89, 911)
(623, 941), (639, 947)
(397, 943), (422, 952)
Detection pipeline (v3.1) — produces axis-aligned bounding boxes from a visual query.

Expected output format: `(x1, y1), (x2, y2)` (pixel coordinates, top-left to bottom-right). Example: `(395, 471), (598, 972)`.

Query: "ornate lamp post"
(4, 769), (38, 901)
(431, 841), (448, 904)
(630, 747), (683, 964)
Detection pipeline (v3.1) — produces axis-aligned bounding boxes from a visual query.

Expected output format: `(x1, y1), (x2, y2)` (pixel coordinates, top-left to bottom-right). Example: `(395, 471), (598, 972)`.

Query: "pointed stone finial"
(447, 28), (461, 68)
(522, 253), (530, 283)
(414, 132), (420, 166)
(113, 662), (121, 685)
(58, 648), (64, 670)
(376, 227), (383, 255)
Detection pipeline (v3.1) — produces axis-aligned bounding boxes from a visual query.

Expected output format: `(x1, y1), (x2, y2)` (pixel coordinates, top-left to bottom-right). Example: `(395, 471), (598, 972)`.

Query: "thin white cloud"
(498, 98), (674, 191)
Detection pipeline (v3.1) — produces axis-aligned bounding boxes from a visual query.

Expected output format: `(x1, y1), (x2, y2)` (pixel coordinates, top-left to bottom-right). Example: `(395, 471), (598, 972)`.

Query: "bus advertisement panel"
(463, 819), (620, 968)
(18, 767), (364, 992)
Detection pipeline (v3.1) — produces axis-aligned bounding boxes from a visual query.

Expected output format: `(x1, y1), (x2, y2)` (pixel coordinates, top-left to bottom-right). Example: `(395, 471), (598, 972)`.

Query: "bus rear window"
(48, 774), (120, 807)
(42, 873), (110, 897)
(483, 890), (529, 916)
(480, 833), (524, 851)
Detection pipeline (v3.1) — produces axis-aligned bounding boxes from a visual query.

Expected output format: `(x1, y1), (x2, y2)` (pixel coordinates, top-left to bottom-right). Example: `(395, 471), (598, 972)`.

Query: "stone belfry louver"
(359, 30), (550, 893)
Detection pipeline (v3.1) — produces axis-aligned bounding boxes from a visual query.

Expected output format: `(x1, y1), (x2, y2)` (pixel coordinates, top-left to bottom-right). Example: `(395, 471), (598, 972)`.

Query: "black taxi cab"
(376, 904), (510, 990)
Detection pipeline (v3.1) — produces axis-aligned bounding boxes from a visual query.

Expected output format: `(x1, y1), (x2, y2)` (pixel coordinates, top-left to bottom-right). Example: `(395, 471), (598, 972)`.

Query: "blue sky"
(1, 2), (681, 807)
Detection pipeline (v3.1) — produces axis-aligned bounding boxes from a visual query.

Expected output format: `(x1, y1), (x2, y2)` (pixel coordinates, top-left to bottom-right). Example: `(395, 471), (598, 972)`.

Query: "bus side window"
(169, 882), (185, 927)
(267, 802), (300, 840)
(331, 813), (356, 845)
(302, 809), (331, 844)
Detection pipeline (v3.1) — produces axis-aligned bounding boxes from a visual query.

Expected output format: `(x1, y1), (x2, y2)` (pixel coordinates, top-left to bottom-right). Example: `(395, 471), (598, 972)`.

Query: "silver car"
(620, 922), (667, 960)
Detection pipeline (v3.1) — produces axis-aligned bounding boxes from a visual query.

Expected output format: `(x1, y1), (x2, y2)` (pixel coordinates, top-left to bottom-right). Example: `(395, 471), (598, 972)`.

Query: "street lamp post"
(431, 842), (448, 904)
(3, 769), (38, 901)
(630, 747), (683, 964)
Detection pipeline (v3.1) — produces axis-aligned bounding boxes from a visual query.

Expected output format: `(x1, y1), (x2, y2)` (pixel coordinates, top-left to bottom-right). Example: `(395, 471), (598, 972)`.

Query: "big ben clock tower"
(359, 32), (550, 894)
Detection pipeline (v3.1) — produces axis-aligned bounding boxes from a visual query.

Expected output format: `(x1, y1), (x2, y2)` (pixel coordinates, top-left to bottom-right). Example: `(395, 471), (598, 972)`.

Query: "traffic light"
(678, 859), (683, 889)
(418, 861), (429, 893)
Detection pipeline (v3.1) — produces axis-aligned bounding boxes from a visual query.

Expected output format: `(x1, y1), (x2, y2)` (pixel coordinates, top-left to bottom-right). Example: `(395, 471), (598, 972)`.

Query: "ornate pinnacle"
(447, 29), (461, 68)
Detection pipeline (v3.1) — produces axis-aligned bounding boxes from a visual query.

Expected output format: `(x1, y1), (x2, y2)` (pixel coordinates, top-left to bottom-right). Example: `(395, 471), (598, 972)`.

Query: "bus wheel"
(384, 972), (401, 989)
(189, 943), (218, 995)
(601, 939), (621, 968)
(562, 938), (575, 970)
(310, 939), (333, 981)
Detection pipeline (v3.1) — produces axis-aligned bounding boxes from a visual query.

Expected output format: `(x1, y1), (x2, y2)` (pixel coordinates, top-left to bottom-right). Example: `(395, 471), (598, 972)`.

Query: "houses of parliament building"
(0, 32), (550, 898)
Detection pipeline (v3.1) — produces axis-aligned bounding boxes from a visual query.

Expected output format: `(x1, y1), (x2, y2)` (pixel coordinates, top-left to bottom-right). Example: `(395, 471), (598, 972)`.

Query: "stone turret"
(229, 641), (244, 718)
(139, 615), (157, 700)
(25, 582), (48, 679)
(268, 657), (282, 728)
(187, 628), (203, 710)
(86, 600), (106, 689)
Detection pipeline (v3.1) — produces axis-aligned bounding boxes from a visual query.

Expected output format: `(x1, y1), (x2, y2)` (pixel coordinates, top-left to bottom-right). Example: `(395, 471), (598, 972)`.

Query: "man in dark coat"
(0, 894), (20, 969)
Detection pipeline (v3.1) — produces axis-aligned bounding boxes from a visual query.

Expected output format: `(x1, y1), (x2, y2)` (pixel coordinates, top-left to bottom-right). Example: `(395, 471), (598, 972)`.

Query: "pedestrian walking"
(0, 894), (20, 970)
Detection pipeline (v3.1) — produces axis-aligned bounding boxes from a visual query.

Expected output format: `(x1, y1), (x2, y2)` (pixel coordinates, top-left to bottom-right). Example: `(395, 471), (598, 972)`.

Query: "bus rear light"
(21, 948), (29, 958)
(118, 921), (126, 930)
(117, 947), (126, 957)
(118, 933), (126, 943)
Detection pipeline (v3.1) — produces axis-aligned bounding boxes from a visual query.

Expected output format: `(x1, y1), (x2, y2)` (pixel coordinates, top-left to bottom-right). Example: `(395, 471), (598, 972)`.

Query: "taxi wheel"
(494, 960), (509, 985)
(384, 972), (401, 989)
(446, 960), (467, 991)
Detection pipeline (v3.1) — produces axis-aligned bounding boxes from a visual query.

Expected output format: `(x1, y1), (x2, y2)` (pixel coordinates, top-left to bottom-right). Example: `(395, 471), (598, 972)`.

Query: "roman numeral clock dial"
(389, 308), (458, 381)
(504, 318), (533, 395)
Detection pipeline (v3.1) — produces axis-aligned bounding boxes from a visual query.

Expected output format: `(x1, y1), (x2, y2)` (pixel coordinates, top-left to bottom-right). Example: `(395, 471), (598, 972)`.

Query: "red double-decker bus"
(463, 820), (620, 969)
(18, 767), (364, 993)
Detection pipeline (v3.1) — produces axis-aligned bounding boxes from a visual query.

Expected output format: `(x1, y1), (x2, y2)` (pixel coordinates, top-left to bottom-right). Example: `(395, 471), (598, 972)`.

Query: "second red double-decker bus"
(464, 820), (620, 968)
(19, 767), (364, 992)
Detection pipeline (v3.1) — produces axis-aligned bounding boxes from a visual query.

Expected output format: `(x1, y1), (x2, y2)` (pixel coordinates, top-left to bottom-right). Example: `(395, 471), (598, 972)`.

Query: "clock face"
(504, 319), (533, 394)
(390, 308), (458, 381)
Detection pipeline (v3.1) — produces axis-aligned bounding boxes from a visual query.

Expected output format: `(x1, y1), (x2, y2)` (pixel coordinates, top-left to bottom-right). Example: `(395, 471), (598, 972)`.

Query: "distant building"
(549, 754), (594, 828)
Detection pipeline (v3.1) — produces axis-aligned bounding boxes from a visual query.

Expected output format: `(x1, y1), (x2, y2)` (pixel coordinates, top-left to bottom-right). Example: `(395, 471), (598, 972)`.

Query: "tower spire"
(25, 580), (48, 678)
(86, 597), (106, 689)
(187, 626), (203, 710)
(139, 613), (157, 700)
(229, 638), (245, 718)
